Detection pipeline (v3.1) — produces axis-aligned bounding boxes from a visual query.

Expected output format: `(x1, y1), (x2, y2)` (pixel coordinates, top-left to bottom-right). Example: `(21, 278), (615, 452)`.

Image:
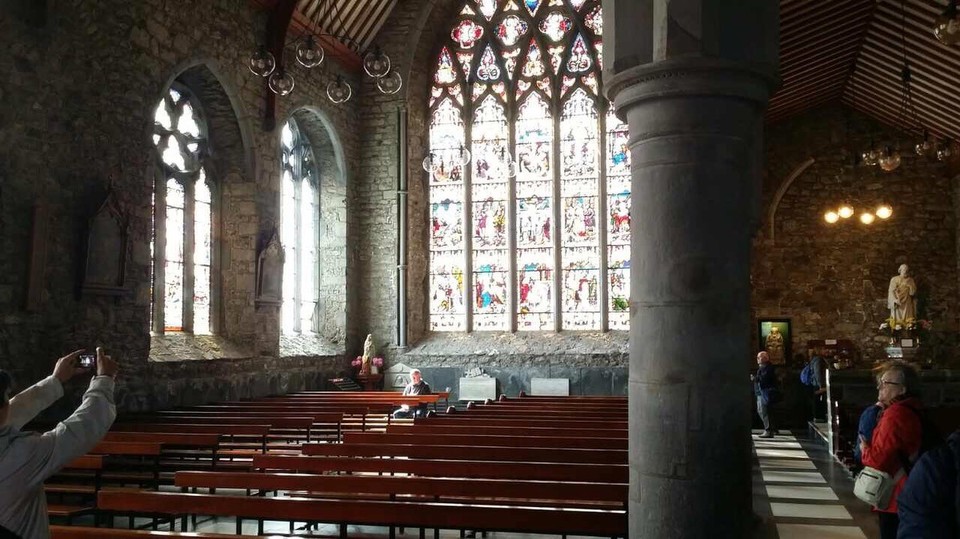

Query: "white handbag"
(853, 466), (900, 509)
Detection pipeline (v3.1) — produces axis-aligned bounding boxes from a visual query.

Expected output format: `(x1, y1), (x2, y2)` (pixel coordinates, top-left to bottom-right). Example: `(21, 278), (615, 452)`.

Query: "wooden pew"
(98, 491), (626, 537)
(174, 470), (627, 508)
(416, 416), (628, 429)
(343, 431), (628, 450)
(48, 455), (103, 524)
(300, 442), (628, 464)
(51, 526), (288, 538)
(253, 455), (626, 483)
(387, 423), (626, 438)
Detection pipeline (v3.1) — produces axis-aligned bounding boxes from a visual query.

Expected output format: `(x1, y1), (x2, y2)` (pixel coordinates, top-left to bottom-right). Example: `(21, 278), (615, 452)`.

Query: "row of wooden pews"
(51, 392), (628, 538)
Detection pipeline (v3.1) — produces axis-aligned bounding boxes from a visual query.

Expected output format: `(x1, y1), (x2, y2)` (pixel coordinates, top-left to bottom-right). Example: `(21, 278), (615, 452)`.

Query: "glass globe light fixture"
(376, 70), (403, 95)
(422, 153), (437, 173)
(824, 211), (839, 224)
(296, 36), (325, 68)
(937, 141), (953, 162)
(456, 145), (472, 166)
(934, 0), (960, 45)
(915, 130), (935, 157)
(326, 76), (353, 104)
(878, 147), (901, 172)
(862, 146), (879, 166)
(267, 69), (295, 96)
(248, 47), (276, 77)
(876, 205), (893, 219)
(838, 204), (854, 219)
(860, 212), (876, 225)
(363, 48), (392, 78)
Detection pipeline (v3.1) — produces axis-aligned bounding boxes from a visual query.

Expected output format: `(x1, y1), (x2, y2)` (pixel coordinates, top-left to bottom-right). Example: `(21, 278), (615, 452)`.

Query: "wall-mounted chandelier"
(824, 203), (892, 225)
(247, 1), (402, 103)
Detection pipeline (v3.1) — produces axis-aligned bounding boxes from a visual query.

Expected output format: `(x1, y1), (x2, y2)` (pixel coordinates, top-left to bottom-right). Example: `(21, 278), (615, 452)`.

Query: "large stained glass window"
(280, 119), (320, 334)
(428, 0), (630, 332)
(151, 86), (215, 334)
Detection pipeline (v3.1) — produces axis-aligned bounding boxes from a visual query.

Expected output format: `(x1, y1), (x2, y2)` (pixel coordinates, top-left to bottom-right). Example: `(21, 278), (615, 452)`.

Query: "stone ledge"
(280, 333), (344, 358)
(401, 331), (629, 367)
(148, 333), (253, 362)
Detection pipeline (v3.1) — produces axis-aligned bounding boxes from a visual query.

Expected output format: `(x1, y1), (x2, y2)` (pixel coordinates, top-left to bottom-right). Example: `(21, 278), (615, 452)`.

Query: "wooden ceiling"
(772, 0), (960, 141)
(252, 0), (960, 141)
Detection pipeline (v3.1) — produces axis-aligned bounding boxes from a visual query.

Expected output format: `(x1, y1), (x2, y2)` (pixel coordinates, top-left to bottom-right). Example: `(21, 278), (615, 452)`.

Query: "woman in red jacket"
(860, 361), (923, 539)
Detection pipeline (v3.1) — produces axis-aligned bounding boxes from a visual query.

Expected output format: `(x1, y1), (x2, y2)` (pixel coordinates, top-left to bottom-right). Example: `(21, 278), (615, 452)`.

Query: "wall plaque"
(459, 377), (496, 402)
(531, 378), (570, 396)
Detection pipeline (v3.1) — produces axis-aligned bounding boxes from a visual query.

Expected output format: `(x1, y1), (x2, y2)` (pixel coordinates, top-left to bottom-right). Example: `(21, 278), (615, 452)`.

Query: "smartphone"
(79, 353), (96, 368)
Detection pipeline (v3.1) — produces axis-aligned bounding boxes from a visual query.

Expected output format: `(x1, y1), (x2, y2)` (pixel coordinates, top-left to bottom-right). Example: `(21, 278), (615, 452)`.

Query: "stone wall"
(0, 0), (357, 411)
(754, 105), (960, 364)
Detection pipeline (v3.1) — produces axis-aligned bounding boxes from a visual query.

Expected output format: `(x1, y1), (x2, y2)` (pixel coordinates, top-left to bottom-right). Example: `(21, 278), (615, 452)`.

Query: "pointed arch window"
(428, 0), (629, 332)
(151, 86), (216, 334)
(279, 119), (320, 335)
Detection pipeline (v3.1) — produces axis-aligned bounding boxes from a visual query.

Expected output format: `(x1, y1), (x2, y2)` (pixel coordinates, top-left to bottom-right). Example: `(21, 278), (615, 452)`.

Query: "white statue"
(887, 264), (917, 322)
(361, 334), (376, 375)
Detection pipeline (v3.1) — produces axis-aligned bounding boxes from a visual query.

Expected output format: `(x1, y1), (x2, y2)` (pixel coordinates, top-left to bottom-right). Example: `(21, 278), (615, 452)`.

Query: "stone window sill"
(402, 331), (628, 366)
(280, 333), (344, 358)
(148, 333), (254, 362)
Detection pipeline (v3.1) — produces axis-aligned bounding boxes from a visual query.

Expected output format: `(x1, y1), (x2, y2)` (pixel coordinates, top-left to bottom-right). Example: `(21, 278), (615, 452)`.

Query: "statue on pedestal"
(888, 264), (917, 323)
(361, 334), (376, 375)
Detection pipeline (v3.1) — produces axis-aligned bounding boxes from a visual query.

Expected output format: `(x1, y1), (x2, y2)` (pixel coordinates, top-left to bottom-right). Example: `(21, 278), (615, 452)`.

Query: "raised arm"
(5, 350), (86, 429)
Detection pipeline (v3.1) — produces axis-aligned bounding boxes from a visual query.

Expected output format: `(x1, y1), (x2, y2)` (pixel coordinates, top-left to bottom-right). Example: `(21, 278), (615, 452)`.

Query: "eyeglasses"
(877, 379), (903, 388)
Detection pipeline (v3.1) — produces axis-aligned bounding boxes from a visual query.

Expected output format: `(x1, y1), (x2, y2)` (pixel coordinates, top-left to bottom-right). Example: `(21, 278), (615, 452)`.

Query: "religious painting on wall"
(758, 318), (791, 365)
(81, 191), (128, 296)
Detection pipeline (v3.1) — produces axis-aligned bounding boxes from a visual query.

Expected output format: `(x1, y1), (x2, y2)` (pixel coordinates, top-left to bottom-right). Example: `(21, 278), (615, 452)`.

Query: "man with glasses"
(860, 361), (924, 539)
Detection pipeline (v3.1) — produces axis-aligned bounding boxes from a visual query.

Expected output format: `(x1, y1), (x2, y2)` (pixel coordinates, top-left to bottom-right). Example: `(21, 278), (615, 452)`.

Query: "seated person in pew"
(393, 369), (431, 419)
(0, 348), (118, 539)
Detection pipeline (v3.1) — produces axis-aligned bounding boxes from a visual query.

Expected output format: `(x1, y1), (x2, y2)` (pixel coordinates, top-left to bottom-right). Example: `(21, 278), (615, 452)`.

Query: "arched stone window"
(151, 85), (216, 334)
(428, 0), (630, 332)
(279, 118), (320, 335)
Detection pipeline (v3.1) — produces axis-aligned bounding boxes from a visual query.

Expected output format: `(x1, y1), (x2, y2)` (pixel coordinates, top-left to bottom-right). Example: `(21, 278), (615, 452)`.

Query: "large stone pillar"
(602, 1), (779, 537)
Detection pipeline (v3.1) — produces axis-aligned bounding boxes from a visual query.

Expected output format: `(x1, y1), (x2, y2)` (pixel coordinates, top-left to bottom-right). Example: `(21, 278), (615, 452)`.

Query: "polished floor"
(752, 428), (880, 538)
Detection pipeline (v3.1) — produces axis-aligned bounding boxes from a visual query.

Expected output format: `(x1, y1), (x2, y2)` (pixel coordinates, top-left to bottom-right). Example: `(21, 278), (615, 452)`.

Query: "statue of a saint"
(360, 334), (376, 375)
(887, 264), (917, 322)
(765, 326), (785, 364)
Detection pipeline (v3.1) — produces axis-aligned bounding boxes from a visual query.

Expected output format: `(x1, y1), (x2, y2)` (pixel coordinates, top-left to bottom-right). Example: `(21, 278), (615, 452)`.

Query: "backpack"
(800, 359), (817, 386)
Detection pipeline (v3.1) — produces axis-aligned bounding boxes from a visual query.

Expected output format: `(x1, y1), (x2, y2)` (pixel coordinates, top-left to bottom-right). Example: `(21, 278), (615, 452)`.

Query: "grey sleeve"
(5, 376), (64, 430)
(33, 376), (117, 481)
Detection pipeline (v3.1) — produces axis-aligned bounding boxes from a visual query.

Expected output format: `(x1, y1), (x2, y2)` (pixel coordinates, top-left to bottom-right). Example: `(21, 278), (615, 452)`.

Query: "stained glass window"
(151, 85), (214, 334)
(280, 118), (320, 335)
(428, 0), (630, 332)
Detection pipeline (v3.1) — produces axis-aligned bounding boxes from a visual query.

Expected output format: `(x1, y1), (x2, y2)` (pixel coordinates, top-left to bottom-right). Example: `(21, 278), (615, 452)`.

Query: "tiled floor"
(752, 429), (880, 538)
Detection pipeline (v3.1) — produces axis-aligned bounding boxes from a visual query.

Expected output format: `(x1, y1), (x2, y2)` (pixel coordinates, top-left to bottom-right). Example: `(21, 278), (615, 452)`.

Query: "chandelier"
(247, 1), (402, 103)
(824, 203), (892, 225)
(421, 145), (518, 179)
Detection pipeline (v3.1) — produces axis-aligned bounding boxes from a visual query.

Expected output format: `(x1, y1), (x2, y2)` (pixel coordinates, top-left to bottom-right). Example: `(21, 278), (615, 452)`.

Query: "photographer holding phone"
(0, 347), (118, 539)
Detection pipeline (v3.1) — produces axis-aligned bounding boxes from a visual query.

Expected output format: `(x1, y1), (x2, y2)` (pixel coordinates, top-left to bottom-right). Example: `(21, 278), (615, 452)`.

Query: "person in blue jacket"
(753, 351), (779, 438)
(897, 428), (960, 538)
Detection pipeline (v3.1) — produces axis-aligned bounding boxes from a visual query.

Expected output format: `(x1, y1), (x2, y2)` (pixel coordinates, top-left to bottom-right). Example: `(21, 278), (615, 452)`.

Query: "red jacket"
(861, 396), (923, 513)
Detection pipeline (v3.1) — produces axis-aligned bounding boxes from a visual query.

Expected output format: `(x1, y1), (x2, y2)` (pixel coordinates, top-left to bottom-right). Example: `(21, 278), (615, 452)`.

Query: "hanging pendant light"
(824, 211), (840, 224)
(248, 47), (276, 77)
(878, 146), (902, 172)
(376, 70), (403, 95)
(937, 140), (954, 162)
(915, 129), (936, 157)
(876, 205), (893, 219)
(860, 212), (876, 225)
(267, 69), (295, 96)
(363, 47), (392, 78)
(296, 36), (325, 68)
(326, 76), (353, 104)
(935, 0), (960, 45)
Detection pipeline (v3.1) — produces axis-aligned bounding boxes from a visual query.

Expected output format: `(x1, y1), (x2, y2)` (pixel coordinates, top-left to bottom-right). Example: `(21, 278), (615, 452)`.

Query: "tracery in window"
(151, 86), (214, 334)
(279, 119), (320, 335)
(428, 0), (630, 332)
